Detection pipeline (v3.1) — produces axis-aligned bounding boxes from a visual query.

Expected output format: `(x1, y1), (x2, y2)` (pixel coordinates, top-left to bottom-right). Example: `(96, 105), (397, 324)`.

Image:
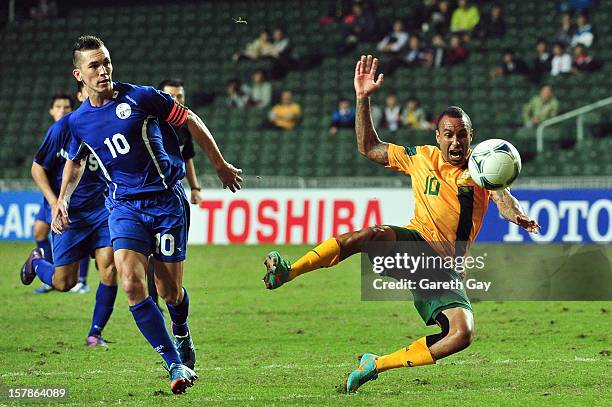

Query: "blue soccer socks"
(167, 288), (190, 337)
(88, 283), (118, 337)
(130, 297), (181, 367)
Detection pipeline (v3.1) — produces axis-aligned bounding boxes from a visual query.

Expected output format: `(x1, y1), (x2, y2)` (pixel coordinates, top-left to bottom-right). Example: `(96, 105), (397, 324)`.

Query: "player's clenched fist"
(216, 162), (243, 192)
(354, 54), (384, 98)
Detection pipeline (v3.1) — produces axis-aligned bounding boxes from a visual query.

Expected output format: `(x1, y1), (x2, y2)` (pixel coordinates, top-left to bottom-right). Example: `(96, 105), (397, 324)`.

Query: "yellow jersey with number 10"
(386, 143), (491, 257)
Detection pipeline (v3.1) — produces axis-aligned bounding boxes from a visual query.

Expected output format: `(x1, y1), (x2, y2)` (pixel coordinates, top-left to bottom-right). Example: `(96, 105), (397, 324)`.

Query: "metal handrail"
(536, 96), (612, 152)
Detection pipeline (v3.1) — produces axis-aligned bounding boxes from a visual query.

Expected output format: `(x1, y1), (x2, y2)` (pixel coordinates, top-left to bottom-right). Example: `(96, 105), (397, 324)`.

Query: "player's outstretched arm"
(51, 158), (85, 233)
(31, 162), (58, 208)
(354, 54), (389, 166)
(184, 110), (242, 192)
(490, 188), (541, 233)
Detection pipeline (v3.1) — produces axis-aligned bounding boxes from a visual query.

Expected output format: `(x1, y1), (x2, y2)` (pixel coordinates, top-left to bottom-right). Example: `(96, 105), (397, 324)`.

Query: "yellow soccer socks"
(288, 238), (341, 280)
(374, 337), (436, 372)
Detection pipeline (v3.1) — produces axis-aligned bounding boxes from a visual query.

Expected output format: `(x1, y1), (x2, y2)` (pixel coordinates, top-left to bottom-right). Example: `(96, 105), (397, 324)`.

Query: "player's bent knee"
(452, 325), (474, 352)
(33, 222), (50, 241)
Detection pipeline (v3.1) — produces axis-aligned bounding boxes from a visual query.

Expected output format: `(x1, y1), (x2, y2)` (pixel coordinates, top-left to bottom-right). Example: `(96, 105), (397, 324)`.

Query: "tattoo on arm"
(491, 189), (524, 223)
(355, 97), (388, 166)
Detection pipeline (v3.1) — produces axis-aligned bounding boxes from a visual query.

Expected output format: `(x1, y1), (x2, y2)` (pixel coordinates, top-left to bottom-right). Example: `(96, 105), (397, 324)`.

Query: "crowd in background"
(221, 0), (603, 133)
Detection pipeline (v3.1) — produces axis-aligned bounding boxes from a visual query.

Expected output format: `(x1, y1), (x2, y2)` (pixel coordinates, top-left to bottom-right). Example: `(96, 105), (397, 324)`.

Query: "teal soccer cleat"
(172, 323), (196, 370)
(262, 251), (292, 289)
(168, 363), (197, 395)
(344, 353), (379, 393)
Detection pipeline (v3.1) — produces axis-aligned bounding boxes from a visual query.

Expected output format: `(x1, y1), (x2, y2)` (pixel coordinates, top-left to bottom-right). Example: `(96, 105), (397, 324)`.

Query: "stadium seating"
(0, 0), (610, 179)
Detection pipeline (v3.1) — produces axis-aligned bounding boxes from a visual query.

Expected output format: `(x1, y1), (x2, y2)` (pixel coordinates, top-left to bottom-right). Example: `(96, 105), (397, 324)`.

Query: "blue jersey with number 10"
(68, 81), (188, 201)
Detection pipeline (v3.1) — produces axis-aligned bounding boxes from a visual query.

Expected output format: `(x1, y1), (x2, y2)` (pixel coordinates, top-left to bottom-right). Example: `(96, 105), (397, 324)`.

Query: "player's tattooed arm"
(354, 55), (388, 166)
(356, 98), (389, 166)
(490, 188), (541, 233)
(52, 158), (85, 233)
(184, 110), (243, 192)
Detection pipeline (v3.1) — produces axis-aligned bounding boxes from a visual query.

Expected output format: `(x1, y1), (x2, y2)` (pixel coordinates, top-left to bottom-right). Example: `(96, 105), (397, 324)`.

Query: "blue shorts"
(35, 198), (51, 224)
(109, 184), (190, 263)
(51, 215), (111, 267)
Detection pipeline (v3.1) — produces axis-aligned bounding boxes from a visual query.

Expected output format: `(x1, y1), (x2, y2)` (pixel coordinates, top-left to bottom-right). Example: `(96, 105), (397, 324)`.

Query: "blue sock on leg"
(32, 259), (54, 286)
(78, 257), (89, 284)
(36, 239), (53, 263)
(167, 288), (189, 337)
(130, 297), (181, 368)
(88, 283), (118, 337)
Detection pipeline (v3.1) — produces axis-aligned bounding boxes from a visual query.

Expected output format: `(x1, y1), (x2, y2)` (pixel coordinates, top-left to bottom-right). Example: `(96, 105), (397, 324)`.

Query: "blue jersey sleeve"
(67, 122), (88, 162)
(138, 85), (189, 127)
(34, 124), (62, 171)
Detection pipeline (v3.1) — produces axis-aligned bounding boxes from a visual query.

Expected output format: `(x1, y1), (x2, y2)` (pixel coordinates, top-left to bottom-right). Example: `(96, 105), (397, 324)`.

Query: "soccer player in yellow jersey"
(261, 55), (541, 392)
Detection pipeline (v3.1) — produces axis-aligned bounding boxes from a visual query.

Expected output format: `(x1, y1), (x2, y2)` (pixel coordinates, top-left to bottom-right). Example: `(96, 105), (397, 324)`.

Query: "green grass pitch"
(0, 242), (610, 406)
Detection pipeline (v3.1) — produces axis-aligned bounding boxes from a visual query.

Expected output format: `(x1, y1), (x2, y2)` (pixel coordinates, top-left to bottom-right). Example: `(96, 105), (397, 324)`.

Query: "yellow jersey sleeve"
(386, 143), (421, 175)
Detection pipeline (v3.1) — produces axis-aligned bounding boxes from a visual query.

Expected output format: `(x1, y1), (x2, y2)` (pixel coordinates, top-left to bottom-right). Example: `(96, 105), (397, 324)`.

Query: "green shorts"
(388, 226), (473, 325)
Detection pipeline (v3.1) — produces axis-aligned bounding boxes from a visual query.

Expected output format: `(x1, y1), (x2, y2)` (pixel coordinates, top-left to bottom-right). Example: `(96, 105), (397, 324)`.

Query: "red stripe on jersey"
(166, 102), (180, 123)
(174, 106), (188, 126)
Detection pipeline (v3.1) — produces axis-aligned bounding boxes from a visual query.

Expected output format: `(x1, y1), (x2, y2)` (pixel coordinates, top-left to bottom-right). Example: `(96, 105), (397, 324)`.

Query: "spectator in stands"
(268, 27), (294, 79)
(329, 97), (356, 135)
(550, 42), (572, 76)
(555, 13), (575, 46)
(247, 69), (272, 109)
(523, 84), (559, 128)
(530, 38), (552, 83)
(445, 34), (469, 66)
(225, 79), (250, 109)
(233, 29), (274, 62)
(320, 0), (353, 25)
(30, 0), (58, 20)
(571, 13), (594, 47)
(402, 97), (432, 129)
(377, 20), (409, 55)
(265, 90), (302, 130)
(571, 44), (595, 74)
(423, 33), (446, 68)
(379, 93), (402, 132)
(450, 0), (480, 39)
(428, 0), (452, 35)
(475, 3), (506, 40)
(491, 48), (529, 77)
(383, 34), (426, 76)
(339, 2), (376, 53)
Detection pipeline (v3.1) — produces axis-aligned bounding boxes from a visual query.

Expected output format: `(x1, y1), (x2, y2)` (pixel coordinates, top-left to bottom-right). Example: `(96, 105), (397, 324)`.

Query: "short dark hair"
(436, 106), (472, 130)
(502, 48), (514, 56)
(50, 93), (75, 109)
(159, 79), (184, 90)
(72, 35), (105, 67)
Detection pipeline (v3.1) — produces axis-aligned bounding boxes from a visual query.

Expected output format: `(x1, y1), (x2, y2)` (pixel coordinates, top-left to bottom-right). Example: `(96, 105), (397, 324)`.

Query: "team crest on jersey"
(116, 103), (131, 119)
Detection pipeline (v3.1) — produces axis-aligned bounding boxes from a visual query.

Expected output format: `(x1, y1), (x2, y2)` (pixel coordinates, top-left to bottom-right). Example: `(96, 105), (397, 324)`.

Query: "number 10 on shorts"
(154, 233), (175, 256)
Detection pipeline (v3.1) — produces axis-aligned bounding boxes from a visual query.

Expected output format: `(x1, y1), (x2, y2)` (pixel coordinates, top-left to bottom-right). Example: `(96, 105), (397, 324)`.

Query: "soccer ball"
(468, 139), (521, 190)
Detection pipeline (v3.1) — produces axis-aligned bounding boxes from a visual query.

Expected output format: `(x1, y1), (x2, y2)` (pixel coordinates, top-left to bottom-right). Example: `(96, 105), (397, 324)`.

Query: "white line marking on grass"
(3, 358), (608, 379)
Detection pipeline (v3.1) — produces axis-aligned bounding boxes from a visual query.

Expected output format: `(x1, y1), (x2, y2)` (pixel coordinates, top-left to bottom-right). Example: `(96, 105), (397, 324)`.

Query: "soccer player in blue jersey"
(51, 35), (242, 394)
(32, 93), (91, 294)
(21, 81), (118, 348)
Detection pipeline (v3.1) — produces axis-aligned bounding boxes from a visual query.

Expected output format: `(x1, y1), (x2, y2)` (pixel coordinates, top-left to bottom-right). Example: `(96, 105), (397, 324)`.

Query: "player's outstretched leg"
(86, 247), (118, 348)
(154, 261), (195, 370)
(343, 307), (473, 393)
(262, 225), (396, 289)
(116, 249), (196, 394)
